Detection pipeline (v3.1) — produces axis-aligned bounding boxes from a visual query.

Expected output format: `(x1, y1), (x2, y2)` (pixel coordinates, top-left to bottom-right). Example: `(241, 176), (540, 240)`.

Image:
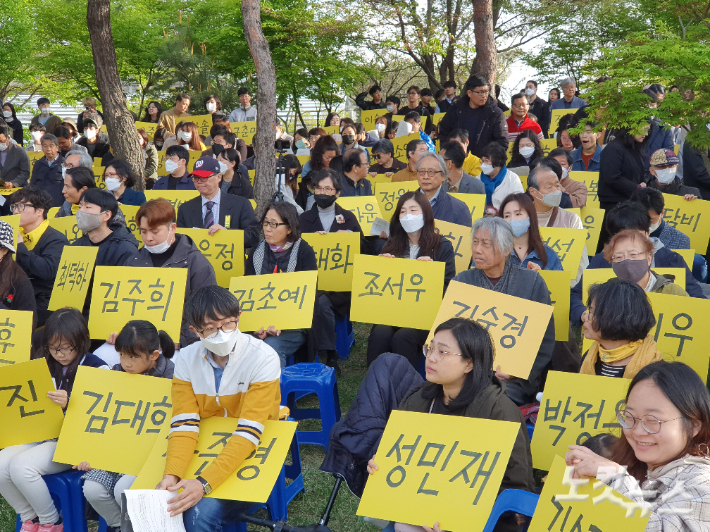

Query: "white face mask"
(649, 219), (662, 233)
(200, 327), (240, 357)
(376, 123), (386, 133)
(165, 160), (179, 173)
(206, 102), (217, 112)
(104, 177), (121, 191)
(85, 128), (97, 140)
(525, 88), (535, 97)
(400, 213), (425, 233)
(480, 162), (494, 175)
(519, 146), (535, 158)
(31, 131), (43, 142)
(655, 167), (677, 184)
(3, 111), (11, 118)
(145, 227), (173, 254)
(0, 143), (7, 152)
(40, 108), (50, 116)
(178, 131), (192, 142)
(61, 166), (67, 178)
(561, 167), (569, 179)
(218, 161), (229, 174)
(386, 104), (395, 113)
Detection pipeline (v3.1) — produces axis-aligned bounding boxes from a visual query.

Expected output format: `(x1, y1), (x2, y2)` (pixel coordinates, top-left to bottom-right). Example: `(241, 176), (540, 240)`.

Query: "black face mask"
(212, 143), (225, 157)
(341, 135), (355, 145)
(314, 194), (337, 209)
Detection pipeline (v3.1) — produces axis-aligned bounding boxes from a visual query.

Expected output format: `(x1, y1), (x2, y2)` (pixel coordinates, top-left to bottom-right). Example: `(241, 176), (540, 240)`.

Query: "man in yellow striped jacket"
(156, 286), (281, 531)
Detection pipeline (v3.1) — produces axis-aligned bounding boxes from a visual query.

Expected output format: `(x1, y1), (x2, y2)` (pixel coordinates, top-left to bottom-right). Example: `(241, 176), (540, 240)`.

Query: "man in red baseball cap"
(176, 156), (260, 247)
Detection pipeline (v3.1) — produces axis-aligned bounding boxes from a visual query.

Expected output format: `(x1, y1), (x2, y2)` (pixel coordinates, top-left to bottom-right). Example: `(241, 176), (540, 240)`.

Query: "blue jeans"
(183, 497), (252, 532)
(264, 329), (306, 367)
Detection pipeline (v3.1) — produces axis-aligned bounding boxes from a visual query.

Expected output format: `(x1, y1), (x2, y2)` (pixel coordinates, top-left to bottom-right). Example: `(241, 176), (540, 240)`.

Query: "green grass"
(0, 323), (380, 532)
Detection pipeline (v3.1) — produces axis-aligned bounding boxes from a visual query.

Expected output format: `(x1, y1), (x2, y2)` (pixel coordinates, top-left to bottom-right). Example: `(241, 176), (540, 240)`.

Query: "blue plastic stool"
(334, 315), (355, 360)
(15, 470), (87, 532)
(280, 363), (341, 449)
(481, 489), (539, 532)
(526, 422), (535, 441)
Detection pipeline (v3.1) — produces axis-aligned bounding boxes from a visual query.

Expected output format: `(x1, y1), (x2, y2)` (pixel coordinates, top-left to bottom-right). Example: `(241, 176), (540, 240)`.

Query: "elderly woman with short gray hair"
(550, 77), (586, 111)
(453, 216), (556, 406)
(415, 152), (472, 227)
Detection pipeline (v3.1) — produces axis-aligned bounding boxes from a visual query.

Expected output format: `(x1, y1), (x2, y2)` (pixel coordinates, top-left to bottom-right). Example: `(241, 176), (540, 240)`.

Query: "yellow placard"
(296, 155), (309, 167)
(671, 248), (694, 269)
(48, 216), (83, 244)
(350, 255), (445, 330)
(119, 204), (142, 243)
(531, 372), (629, 471)
(322, 125), (339, 135)
(231, 121), (257, 145)
(368, 174), (391, 184)
(247, 169), (255, 186)
(448, 193), (485, 225)
(427, 281), (553, 379)
(361, 109), (388, 131)
(374, 181), (420, 222)
(229, 271), (318, 332)
(0, 214), (20, 260)
(177, 114), (212, 137)
(648, 291), (710, 379)
(53, 366), (172, 475)
(175, 229), (244, 288)
(132, 418), (296, 502)
(88, 266), (187, 339)
(569, 171), (599, 208)
(0, 187), (21, 196)
(549, 109), (577, 136)
(538, 270), (571, 341)
(539, 227), (586, 279)
(430, 112), (446, 126)
(391, 133), (420, 163)
(155, 150), (168, 177)
(662, 194), (710, 253)
(187, 150), (202, 172)
(0, 310), (34, 367)
(336, 196), (382, 234)
(434, 220), (472, 274)
(356, 410), (518, 532)
(579, 206), (604, 254)
(528, 455), (650, 532)
(144, 190), (200, 212)
(0, 359), (65, 447)
(135, 121), (158, 141)
(94, 167), (106, 190)
(301, 232), (361, 291)
(48, 246), (99, 311)
(540, 138), (558, 156)
(26, 151), (44, 172)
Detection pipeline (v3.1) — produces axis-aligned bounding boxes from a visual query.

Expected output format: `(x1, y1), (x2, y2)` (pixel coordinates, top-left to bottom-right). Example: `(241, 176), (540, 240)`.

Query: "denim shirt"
(508, 244), (564, 271)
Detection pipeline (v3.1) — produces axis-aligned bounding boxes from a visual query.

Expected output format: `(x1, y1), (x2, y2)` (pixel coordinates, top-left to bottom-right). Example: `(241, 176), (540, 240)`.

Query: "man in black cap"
(176, 156), (260, 247)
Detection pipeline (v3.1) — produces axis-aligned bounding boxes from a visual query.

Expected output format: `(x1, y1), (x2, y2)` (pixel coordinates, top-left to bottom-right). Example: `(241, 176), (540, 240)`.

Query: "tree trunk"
(242, 0), (277, 218)
(86, 0), (144, 189)
(470, 0), (497, 87)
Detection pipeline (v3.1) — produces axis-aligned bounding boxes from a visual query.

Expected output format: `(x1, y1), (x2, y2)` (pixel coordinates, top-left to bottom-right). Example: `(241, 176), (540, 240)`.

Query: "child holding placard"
(79, 320), (175, 532)
(0, 308), (108, 532)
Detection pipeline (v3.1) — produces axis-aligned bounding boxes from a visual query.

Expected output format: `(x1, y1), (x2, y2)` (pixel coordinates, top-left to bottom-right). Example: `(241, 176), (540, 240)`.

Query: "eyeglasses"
(314, 186), (336, 194)
(422, 343), (462, 360)
(374, 154), (385, 160)
(262, 220), (289, 229)
(48, 345), (77, 356)
(192, 175), (214, 183)
(10, 203), (34, 213)
(195, 320), (239, 339)
(472, 90), (490, 96)
(417, 170), (443, 177)
(611, 252), (647, 263)
(62, 162), (77, 169)
(616, 408), (683, 434)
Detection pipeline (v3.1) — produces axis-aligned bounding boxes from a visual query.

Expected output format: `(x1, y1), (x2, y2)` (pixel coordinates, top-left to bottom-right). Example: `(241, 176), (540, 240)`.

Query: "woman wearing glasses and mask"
(566, 361), (710, 531)
(368, 139), (407, 178)
(581, 278), (662, 379)
(367, 318), (534, 532)
(245, 202), (317, 367)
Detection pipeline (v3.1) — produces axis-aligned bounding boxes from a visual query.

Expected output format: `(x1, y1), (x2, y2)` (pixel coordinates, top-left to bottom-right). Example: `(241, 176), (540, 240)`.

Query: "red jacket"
(506, 114), (544, 141)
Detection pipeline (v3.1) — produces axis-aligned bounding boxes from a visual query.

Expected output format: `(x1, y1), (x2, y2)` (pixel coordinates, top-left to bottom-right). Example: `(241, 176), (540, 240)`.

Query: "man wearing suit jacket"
(176, 156), (259, 248)
(439, 140), (485, 195)
(0, 123), (31, 189)
(417, 152), (472, 227)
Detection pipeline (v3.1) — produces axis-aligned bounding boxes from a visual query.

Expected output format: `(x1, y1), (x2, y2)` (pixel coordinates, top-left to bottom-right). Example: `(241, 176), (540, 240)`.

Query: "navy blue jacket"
(341, 175), (373, 197)
(30, 155), (65, 207)
(644, 120), (675, 169)
(570, 247), (705, 325)
(431, 190), (472, 227)
(153, 172), (196, 190)
(117, 187), (147, 207)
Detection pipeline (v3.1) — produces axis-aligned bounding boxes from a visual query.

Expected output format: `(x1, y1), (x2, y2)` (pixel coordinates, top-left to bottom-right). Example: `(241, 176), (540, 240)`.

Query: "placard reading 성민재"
(0, 359), (65, 447)
(131, 417), (297, 502)
(427, 281), (553, 380)
(87, 266), (188, 340)
(357, 410), (519, 532)
(350, 254), (445, 331)
(53, 366), (173, 476)
(229, 271), (318, 332)
(539, 227), (586, 279)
